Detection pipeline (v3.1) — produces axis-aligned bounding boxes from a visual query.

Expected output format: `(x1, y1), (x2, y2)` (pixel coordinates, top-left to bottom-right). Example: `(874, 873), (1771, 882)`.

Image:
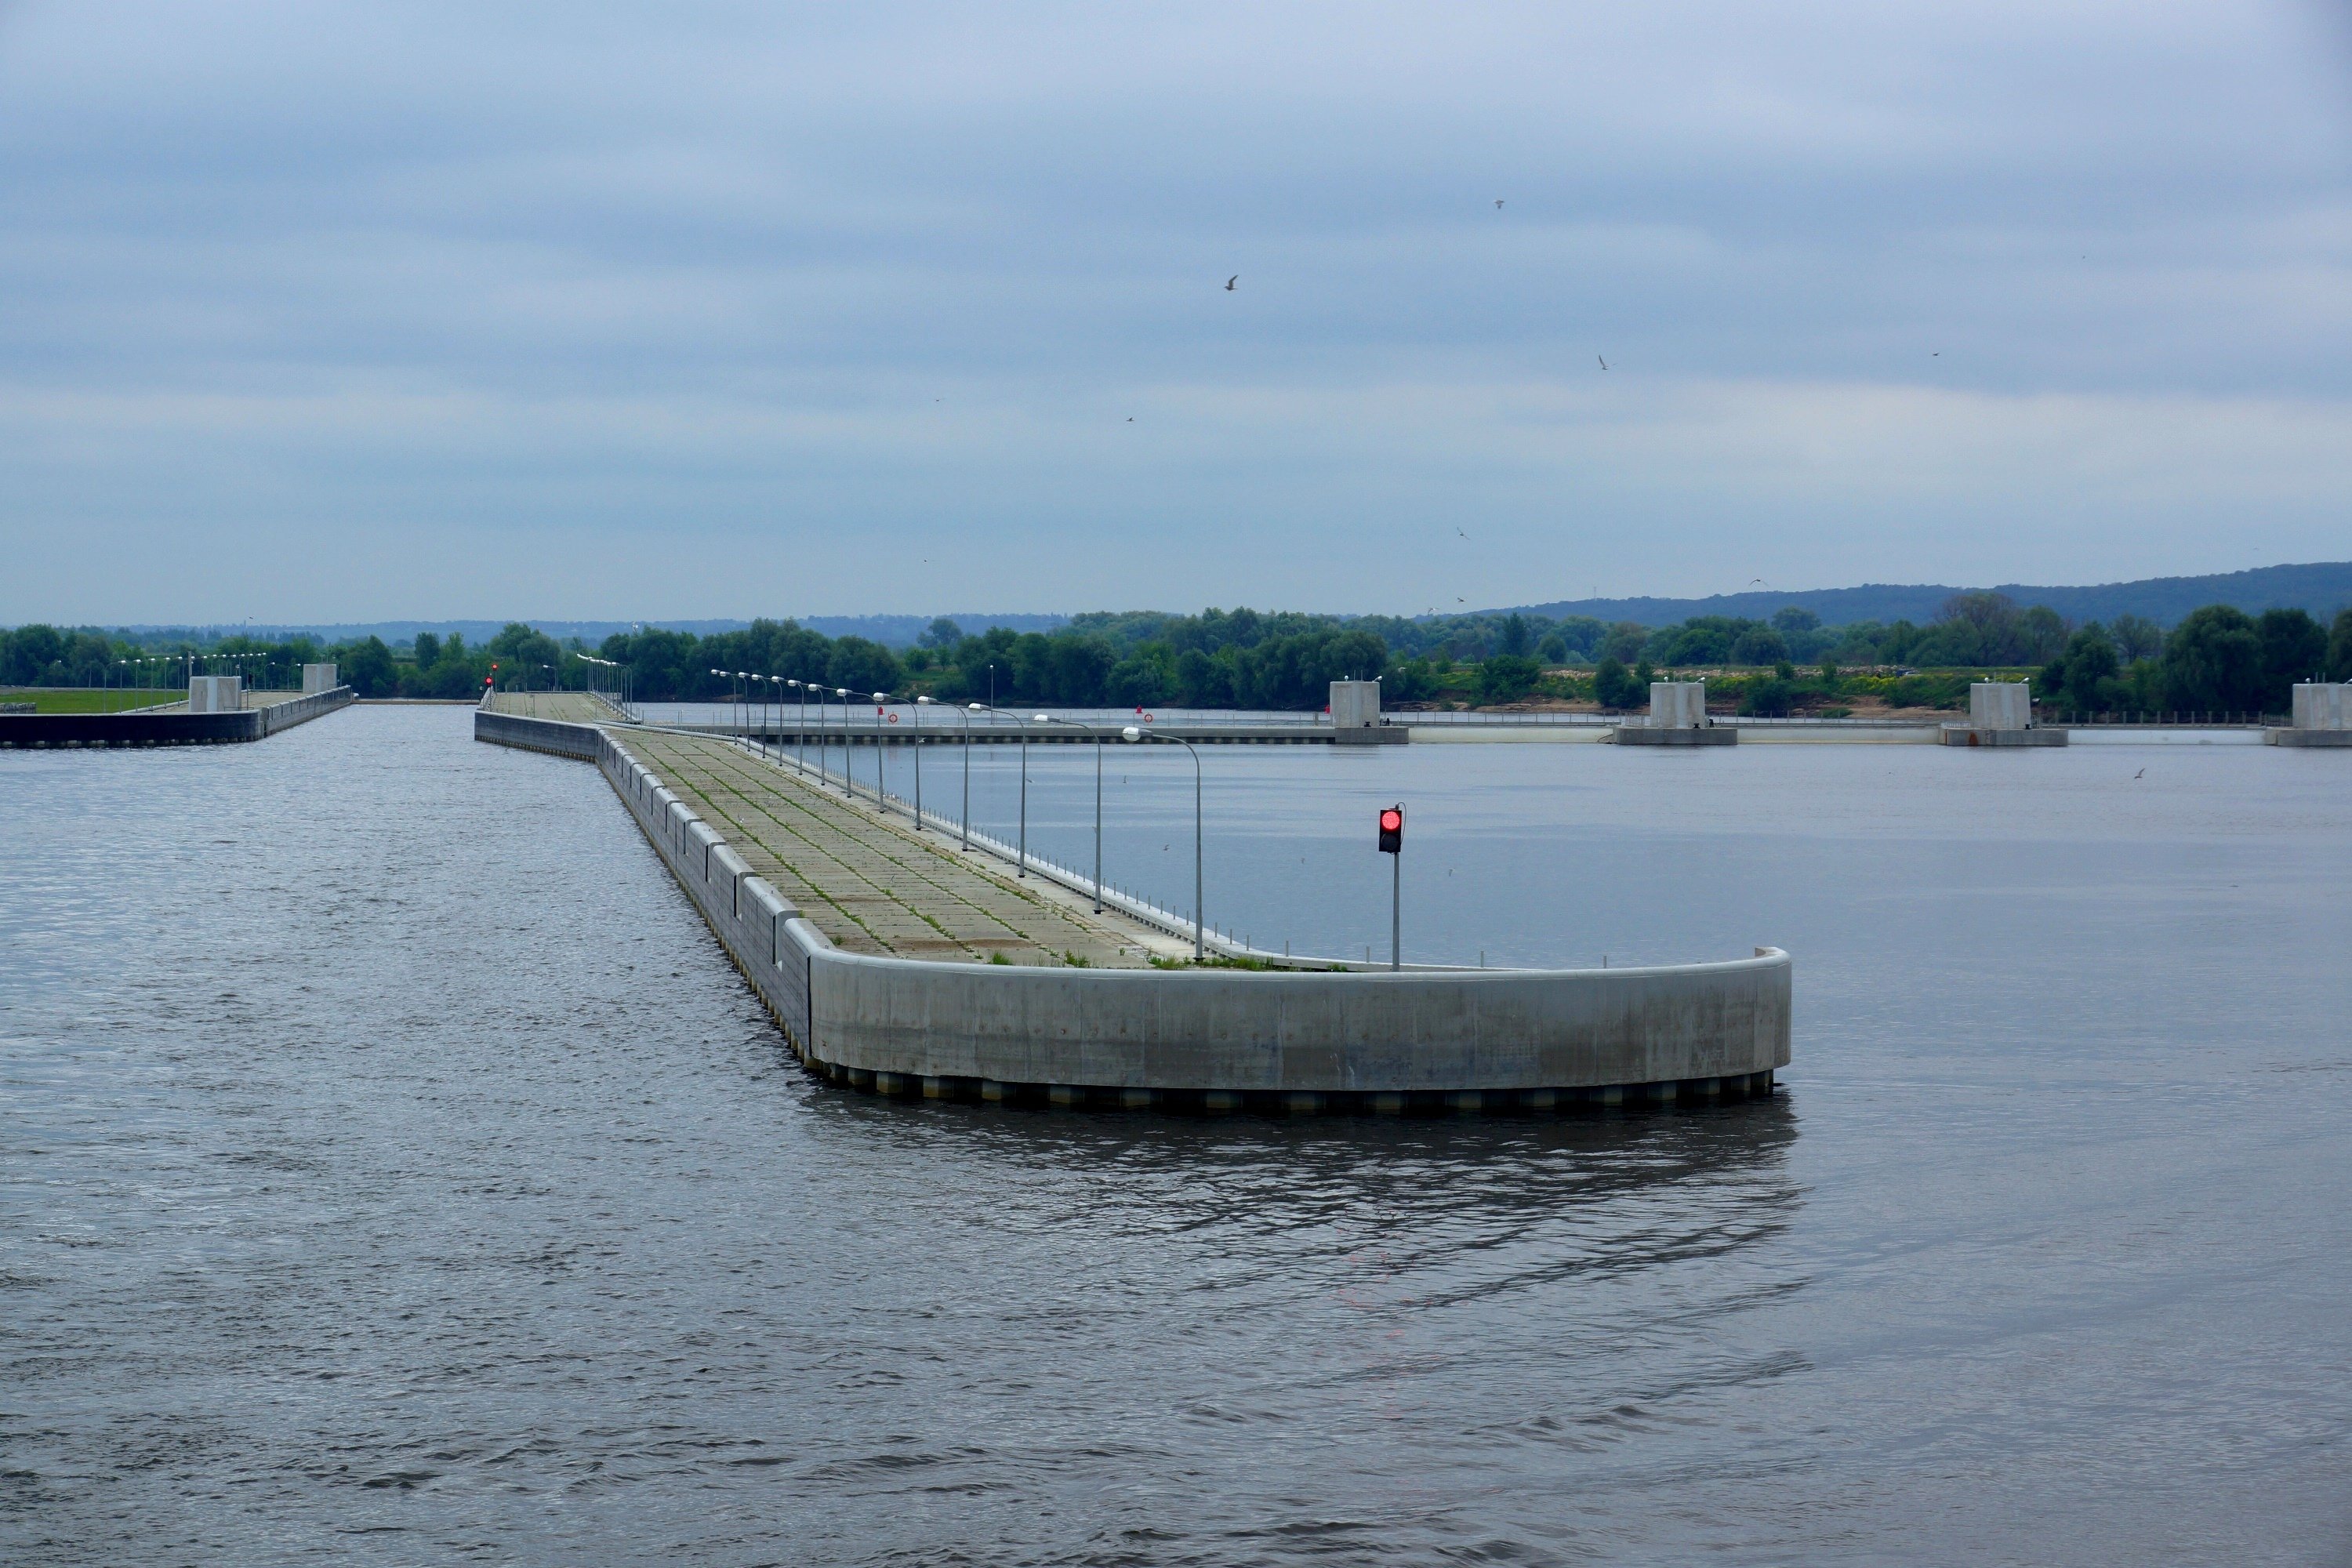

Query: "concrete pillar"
(301, 663), (338, 695)
(1329, 679), (1381, 730)
(187, 675), (242, 713)
(2292, 684), (2350, 731)
(1648, 681), (1707, 728)
(1968, 681), (2032, 730)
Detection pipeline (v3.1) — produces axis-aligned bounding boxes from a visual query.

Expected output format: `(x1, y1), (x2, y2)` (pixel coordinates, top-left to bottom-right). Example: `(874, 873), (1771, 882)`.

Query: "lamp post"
(1040, 716), (1106, 913)
(833, 689), (854, 797)
(909, 695), (933, 829)
(870, 692), (889, 810)
(971, 704), (1030, 874)
(789, 680), (808, 777)
(1123, 724), (1203, 961)
(929, 697), (971, 849)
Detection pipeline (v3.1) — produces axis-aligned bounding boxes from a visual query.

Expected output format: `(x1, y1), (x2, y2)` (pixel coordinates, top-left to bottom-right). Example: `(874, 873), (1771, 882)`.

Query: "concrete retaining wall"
(0, 685), (353, 749)
(477, 708), (1794, 1106)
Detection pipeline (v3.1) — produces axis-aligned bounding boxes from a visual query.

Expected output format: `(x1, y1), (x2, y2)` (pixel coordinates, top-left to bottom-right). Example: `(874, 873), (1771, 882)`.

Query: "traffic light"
(1377, 804), (1404, 854)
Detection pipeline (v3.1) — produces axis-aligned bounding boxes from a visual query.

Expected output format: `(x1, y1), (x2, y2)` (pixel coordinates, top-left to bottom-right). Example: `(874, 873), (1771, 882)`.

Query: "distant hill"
(1497, 561), (2352, 629)
(112, 613), (1070, 648)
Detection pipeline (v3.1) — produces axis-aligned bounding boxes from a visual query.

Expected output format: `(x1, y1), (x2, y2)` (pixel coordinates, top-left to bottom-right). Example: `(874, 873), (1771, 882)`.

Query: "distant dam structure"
(477, 688), (1791, 1114)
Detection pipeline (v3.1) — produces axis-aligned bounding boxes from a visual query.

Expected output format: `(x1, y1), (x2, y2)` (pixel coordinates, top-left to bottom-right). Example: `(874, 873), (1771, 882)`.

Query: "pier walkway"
(614, 728), (1179, 969)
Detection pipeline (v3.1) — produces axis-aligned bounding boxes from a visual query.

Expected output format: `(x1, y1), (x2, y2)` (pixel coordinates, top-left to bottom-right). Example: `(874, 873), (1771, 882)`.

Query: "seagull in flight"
(1456, 527), (1468, 539)
(2134, 768), (2145, 779)
(1225, 275), (1238, 291)
(1597, 355), (1609, 370)
(1494, 198), (1504, 209)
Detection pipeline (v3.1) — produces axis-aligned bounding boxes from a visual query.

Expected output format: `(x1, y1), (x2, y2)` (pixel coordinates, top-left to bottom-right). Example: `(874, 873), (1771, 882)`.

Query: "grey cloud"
(1, 1), (2347, 620)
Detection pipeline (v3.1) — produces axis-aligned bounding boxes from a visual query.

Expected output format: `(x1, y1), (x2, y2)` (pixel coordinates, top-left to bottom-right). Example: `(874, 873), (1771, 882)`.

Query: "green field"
(0, 688), (184, 715)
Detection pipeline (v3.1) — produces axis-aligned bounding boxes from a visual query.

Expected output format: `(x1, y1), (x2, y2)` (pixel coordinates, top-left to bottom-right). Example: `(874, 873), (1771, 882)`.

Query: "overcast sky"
(3, 2), (2348, 623)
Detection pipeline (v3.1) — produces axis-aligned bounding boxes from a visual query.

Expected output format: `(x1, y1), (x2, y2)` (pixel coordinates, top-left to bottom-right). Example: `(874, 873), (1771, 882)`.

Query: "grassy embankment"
(0, 688), (184, 714)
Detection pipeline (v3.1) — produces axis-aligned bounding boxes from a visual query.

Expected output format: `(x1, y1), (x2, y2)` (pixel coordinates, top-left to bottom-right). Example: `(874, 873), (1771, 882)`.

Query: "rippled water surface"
(5, 706), (2349, 1565)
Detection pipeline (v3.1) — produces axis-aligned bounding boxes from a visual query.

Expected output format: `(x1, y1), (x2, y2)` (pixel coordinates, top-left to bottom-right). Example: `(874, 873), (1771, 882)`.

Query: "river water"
(4, 706), (2347, 1565)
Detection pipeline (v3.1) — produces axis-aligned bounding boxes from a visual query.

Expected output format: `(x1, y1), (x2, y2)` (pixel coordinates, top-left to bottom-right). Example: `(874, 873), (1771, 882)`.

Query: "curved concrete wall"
(477, 709), (1792, 1103)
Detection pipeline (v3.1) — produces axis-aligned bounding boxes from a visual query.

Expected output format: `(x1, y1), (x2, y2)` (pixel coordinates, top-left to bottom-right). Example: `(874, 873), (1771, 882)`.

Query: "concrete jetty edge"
(477, 706), (1793, 1112)
(0, 685), (355, 749)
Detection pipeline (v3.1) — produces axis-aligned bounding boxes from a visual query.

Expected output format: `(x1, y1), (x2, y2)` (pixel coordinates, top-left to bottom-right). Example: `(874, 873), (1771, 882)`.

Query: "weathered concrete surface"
(2266, 728), (2352, 747)
(187, 676), (242, 713)
(1329, 679), (1381, 730)
(1617, 726), (1738, 746)
(477, 705), (1795, 1105)
(1969, 681), (2034, 730)
(620, 728), (1177, 967)
(1940, 725), (2067, 747)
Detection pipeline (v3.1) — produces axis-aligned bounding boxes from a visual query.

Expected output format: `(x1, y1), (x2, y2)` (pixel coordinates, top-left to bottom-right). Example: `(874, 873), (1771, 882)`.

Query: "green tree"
(1497, 613), (1530, 657)
(341, 635), (397, 697)
(2110, 613), (2162, 662)
(1730, 624), (1788, 665)
(1593, 657), (1642, 710)
(2329, 608), (2352, 682)
(2255, 608), (2326, 713)
(1740, 677), (1793, 717)
(2043, 624), (2119, 712)
(1477, 654), (1542, 705)
(825, 636), (902, 697)
(2161, 605), (2263, 712)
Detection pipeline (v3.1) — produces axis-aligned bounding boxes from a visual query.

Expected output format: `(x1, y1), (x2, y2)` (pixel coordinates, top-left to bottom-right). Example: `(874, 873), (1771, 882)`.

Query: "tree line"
(8, 595), (2350, 714)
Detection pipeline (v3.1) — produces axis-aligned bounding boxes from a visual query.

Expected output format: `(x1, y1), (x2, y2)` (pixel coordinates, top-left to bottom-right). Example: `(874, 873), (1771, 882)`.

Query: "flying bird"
(1597, 355), (1609, 370)
(1494, 198), (1504, 209)
(1456, 527), (1468, 539)
(1225, 275), (1237, 291)
(2134, 768), (2145, 779)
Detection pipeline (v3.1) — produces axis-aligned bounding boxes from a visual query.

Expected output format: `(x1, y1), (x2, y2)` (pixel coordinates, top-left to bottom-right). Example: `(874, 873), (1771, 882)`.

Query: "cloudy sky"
(2, 2), (2347, 623)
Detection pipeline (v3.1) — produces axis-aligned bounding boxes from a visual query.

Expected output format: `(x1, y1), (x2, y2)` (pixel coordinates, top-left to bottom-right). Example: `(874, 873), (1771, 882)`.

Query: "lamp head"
(873, 691), (887, 703)
(1122, 726), (1142, 742)
(967, 702), (982, 712)
(1033, 713), (1048, 723)
(916, 695), (934, 705)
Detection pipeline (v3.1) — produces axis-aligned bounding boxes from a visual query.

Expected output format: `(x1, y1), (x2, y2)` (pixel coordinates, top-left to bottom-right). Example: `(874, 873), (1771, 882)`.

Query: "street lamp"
(1040, 715), (1107, 913)
(788, 680), (810, 778)
(1123, 724), (1203, 961)
(971, 704), (1029, 874)
(915, 695), (949, 837)
(833, 689), (853, 797)
(869, 691), (889, 810)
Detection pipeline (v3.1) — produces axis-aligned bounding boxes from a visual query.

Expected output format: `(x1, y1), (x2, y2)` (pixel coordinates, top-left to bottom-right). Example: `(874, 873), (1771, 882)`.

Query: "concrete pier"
(1614, 681), (1737, 746)
(476, 697), (1794, 1112)
(0, 684), (354, 750)
(1941, 681), (2065, 747)
(2267, 684), (2352, 747)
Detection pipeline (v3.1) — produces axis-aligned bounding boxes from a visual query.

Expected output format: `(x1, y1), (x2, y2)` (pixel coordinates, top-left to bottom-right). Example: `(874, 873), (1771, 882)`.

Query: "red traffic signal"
(1377, 804), (1404, 854)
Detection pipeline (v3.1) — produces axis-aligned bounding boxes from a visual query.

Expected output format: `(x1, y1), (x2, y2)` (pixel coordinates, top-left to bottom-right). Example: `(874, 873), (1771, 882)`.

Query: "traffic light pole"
(1391, 849), (1400, 971)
